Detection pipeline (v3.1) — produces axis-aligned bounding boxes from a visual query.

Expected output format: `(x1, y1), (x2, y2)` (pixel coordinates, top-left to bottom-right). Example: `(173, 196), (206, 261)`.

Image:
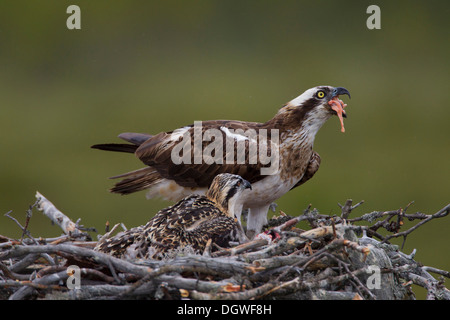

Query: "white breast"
(240, 174), (300, 208)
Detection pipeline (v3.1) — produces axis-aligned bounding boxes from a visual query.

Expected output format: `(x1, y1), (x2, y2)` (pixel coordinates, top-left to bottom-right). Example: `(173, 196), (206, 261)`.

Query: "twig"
(212, 238), (268, 257)
(21, 200), (39, 242)
(422, 266), (450, 279)
(381, 204), (450, 244)
(96, 223), (121, 244)
(8, 270), (69, 300)
(4, 211), (37, 244)
(393, 264), (450, 300)
(339, 199), (365, 219)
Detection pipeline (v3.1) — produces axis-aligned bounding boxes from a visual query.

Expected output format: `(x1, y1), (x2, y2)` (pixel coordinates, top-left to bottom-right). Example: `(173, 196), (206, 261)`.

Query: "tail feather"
(110, 167), (163, 195)
(118, 132), (152, 145)
(91, 132), (152, 154)
(92, 132), (161, 195)
(91, 143), (138, 153)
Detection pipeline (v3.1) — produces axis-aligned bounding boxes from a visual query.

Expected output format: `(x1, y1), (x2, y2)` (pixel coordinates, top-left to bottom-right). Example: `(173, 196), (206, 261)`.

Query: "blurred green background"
(0, 1), (448, 298)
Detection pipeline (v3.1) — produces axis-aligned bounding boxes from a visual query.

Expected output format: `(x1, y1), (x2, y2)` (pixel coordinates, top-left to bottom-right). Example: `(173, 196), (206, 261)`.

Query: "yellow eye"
(316, 91), (325, 99)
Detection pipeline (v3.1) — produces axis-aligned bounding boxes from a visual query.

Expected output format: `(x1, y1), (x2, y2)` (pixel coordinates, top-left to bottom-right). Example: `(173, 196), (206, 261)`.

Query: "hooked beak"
(331, 87), (351, 99)
(242, 179), (252, 190)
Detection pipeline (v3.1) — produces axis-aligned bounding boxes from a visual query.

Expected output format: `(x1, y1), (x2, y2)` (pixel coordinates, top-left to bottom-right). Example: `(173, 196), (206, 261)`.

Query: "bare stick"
(35, 191), (88, 239)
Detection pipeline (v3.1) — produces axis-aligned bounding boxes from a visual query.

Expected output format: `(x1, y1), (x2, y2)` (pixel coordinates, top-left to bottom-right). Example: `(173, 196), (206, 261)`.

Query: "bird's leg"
(246, 205), (270, 240)
(233, 206), (250, 243)
(236, 223), (250, 243)
(269, 202), (278, 212)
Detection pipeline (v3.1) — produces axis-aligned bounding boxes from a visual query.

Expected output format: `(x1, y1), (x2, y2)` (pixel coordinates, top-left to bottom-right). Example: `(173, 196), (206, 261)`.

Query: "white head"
(277, 86), (351, 134)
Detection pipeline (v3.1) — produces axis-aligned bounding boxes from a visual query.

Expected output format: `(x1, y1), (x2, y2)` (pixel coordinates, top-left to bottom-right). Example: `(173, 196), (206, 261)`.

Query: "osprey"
(92, 85), (350, 239)
(95, 173), (251, 259)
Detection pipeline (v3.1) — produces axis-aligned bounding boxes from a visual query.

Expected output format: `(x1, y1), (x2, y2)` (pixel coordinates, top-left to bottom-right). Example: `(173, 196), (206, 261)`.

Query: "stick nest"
(1, 193), (449, 300)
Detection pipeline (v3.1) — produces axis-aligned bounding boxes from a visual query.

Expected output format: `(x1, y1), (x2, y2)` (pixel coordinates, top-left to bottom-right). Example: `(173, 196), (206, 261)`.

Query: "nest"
(0, 192), (449, 300)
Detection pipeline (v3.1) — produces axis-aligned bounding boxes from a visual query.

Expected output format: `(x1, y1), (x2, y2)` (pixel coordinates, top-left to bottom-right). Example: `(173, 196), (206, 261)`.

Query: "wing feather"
(135, 120), (278, 188)
(290, 151), (321, 190)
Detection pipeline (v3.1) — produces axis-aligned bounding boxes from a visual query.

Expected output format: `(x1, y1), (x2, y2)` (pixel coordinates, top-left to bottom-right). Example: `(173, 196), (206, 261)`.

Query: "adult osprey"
(95, 173), (251, 259)
(92, 85), (350, 239)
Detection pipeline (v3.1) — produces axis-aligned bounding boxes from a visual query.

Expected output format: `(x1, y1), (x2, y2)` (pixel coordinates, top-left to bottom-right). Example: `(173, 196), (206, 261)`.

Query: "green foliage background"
(0, 1), (448, 298)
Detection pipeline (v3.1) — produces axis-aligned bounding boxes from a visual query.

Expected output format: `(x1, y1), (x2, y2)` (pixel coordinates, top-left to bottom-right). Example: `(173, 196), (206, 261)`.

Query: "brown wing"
(135, 120), (278, 188)
(94, 225), (144, 258)
(290, 151), (321, 190)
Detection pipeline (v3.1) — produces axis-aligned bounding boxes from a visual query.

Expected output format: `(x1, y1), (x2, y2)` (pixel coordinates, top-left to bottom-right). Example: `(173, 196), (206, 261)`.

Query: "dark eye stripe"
(225, 185), (238, 203)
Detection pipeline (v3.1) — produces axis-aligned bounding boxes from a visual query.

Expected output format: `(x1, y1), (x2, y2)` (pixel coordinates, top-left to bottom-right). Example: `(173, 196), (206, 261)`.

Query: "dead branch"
(35, 191), (92, 240)
(380, 204), (450, 244)
(339, 199), (365, 219)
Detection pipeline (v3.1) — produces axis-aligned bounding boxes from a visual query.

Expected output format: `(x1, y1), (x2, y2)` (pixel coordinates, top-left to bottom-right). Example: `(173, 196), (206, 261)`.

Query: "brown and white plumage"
(92, 86), (350, 239)
(95, 173), (251, 259)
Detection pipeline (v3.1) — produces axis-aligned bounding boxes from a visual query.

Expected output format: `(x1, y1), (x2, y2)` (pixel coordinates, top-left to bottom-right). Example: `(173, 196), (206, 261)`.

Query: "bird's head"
(276, 86), (351, 134)
(206, 173), (252, 217)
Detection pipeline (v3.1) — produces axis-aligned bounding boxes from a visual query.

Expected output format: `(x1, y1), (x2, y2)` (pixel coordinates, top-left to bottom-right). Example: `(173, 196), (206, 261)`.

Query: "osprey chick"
(95, 173), (251, 259)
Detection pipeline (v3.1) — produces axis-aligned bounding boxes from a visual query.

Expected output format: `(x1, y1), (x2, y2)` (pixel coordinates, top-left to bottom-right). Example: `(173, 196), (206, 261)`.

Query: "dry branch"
(1, 195), (449, 300)
(35, 191), (92, 240)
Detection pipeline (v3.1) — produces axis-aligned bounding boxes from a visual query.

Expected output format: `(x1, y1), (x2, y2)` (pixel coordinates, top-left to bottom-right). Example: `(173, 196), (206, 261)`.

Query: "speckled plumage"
(95, 173), (251, 259)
